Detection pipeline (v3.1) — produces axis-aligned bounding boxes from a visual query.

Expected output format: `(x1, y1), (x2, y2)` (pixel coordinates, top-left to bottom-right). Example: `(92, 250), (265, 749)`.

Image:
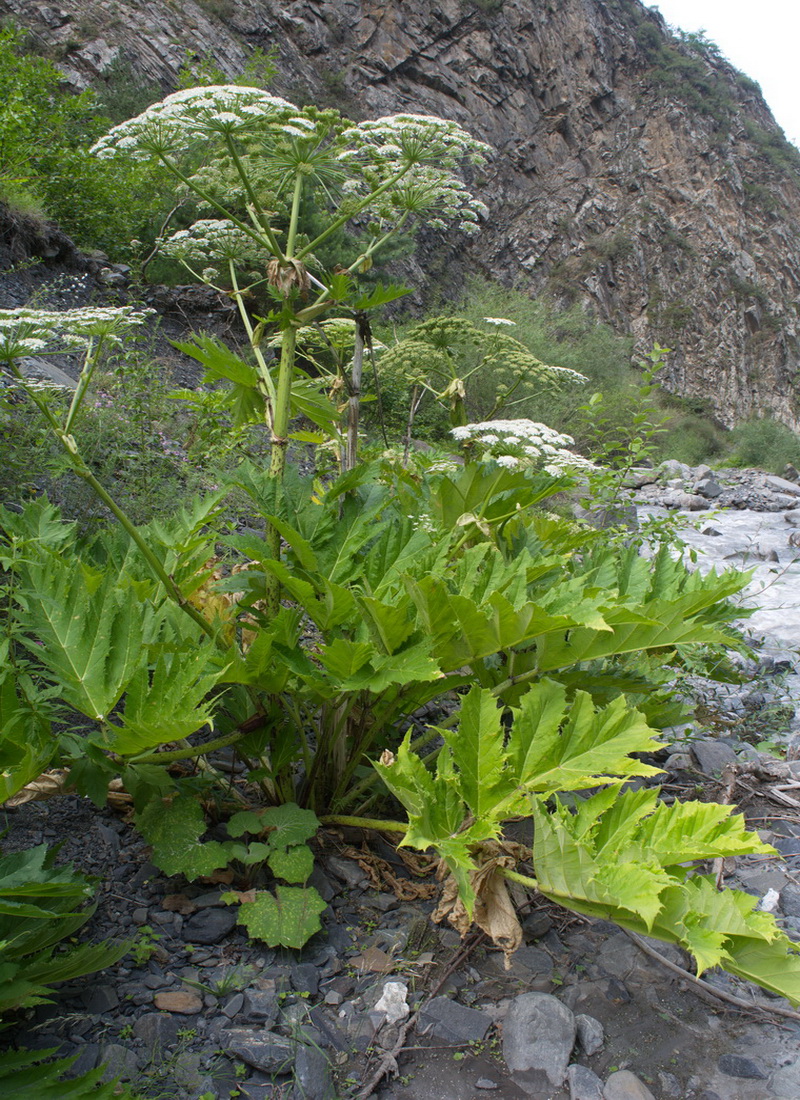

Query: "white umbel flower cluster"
(161, 219), (268, 268)
(338, 114), (490, 234)
(451, 419), (595, 474)
(0, 306), (153, 361)
(90, 85), (301, 160)
(341, 114), (491, 170)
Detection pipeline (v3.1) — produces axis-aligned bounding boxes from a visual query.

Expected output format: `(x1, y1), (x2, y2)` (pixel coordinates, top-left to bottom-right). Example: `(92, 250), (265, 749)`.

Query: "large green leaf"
(17, 559), (144, 722)
(0, 1047), (132, 1098)
(135, 795), (230, 879)
(441, 685), (510, 826)
(0, 658), (56, 801)
(106, 643), (224, 755)
(529, 790), (800, 1003)
(227, 803), (319, 884)
(233, 886), (327, 949)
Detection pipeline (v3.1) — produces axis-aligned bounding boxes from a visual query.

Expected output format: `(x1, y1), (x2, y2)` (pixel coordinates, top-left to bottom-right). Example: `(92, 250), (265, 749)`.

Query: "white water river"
(644, 507), (800, 719)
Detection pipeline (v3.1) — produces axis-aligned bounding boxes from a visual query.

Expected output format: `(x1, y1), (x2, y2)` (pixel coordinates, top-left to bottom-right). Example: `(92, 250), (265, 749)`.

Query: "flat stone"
(291, 963), (320, 996)
(223, 992), (244, 1019)
(503, 992), (576, 1092)
(243, 989), (280, 1025)
(98, 1043), (139, 1083)
(691, 739), (738, 775)
(66, 1043), (99, 1078)
(153, 990), (203, 1014)
(575, 1013), (604, 1055)
(780, 883), (800, 918)
(132, 1012), (183, 1047)
(717, 1053), (767, 1079)
(417, 996), (492, 1044)
(224, 1029), (295, 1073)
(568, 1064), (605, 1100)
(293, 1039), (336, 1100)
(512, 945), (554, 976)
(326, 855), (368, 887)
(522, 911), (553, 940)
(20, 356), (77, 390)
(602, 1070), (656, 1099)
(475, 1079), (498, 1090)
(82, 984), (120, 1013)
(695, 478), (723, 498)
(770, 1058), (800, 1098)
(766, 475), (800, 496)
(171, 1051), (206, 1091)
(182, 906), (238, 944)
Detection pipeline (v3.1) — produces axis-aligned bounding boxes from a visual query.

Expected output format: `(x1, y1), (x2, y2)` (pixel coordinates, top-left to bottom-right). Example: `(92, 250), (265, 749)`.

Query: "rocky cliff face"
(6, 0), (800, 429)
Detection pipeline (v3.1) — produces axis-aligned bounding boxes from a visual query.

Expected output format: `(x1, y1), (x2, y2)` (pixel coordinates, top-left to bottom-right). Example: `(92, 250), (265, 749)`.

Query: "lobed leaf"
(234, 886), (327, 949)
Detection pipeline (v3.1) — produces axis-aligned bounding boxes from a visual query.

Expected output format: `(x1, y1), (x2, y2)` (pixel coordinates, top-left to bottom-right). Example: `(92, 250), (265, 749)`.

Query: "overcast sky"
(648, 1), (800, 147)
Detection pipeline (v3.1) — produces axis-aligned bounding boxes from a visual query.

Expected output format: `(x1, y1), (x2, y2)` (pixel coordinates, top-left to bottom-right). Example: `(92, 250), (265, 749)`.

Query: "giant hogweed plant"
(0, 91), (799, 1001)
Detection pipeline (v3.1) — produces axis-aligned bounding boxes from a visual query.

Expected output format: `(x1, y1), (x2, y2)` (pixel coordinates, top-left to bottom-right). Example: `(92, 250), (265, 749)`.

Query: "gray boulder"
(502, 992), (576, 1093)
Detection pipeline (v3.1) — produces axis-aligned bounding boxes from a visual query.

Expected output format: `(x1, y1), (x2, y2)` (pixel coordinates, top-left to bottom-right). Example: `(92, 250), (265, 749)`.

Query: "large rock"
(502, 992), (576, 1093)
(417, 996), (492, 1044)
(568, 1064), (605, 1100)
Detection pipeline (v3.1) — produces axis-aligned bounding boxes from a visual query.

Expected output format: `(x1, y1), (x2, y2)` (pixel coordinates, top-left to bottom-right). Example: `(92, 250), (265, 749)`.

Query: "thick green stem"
(156, 152), (268, 253)
(124, 728), (248, 766)
(74, 462), (221, 642)
(64, 335), (104, 435)
(229, 261), (277, 419)
(269, 323), (297, 483)
(343, 318), (364, 473)
(285, 172), (304, 258)
(500, 868), (539, 891)
(318, 815), (408, 833)
(223, 134), (285, 261)
(296, 166), (412, 261)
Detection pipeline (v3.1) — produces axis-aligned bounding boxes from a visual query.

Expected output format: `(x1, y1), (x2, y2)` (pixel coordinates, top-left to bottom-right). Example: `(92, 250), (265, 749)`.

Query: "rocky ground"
(630, 459), (800, 517)
(3, 644), (800, 1100)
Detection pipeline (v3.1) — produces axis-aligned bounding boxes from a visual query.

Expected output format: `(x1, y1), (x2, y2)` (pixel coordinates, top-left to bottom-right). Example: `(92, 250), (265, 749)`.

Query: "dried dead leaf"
(432, 840), (529, 969)
(226, 888), (256, 904)
(205, 868), (235, 886)
(340, 845), (437, 902)
(161, 894), (197, 915)
(351, 947), (394, 974)
(4, 769), (71, 807)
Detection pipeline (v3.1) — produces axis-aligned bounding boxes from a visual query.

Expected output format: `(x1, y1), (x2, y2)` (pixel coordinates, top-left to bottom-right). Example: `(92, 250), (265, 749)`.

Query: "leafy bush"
(728, 416), (800, 472)
(0, 24), (168, 255)
(2, 87), (800, 1005)
(0, 844), (130, 1095)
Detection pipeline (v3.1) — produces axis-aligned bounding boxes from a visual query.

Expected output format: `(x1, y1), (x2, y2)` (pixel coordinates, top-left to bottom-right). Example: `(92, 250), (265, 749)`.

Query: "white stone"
(374, 980), (409, 1025)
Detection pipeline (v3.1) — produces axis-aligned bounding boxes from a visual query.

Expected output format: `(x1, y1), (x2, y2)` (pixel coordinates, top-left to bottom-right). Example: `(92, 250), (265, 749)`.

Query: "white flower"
(90, 85), (299, 161)
(482, 317), (516, 326)
(450, 418), (594, 471)
(161, 219), (267, 268)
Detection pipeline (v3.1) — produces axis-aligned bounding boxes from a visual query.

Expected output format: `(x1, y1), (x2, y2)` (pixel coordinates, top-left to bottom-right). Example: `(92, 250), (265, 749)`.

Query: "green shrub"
(728, 416), (800, 472)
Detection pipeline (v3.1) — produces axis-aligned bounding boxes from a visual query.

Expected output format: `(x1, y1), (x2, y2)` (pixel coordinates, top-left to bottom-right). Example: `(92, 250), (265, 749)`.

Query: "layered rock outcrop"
(5, 0), (800, 428)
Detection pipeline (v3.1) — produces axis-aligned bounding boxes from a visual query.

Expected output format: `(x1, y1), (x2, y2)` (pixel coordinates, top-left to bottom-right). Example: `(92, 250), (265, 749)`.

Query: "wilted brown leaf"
(4, 769), (71, 807)
(432, 840), (529, 969)
(340, 845), (437, 902)
(351, 947), (394, 974)
(161, 894), (197, 915)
